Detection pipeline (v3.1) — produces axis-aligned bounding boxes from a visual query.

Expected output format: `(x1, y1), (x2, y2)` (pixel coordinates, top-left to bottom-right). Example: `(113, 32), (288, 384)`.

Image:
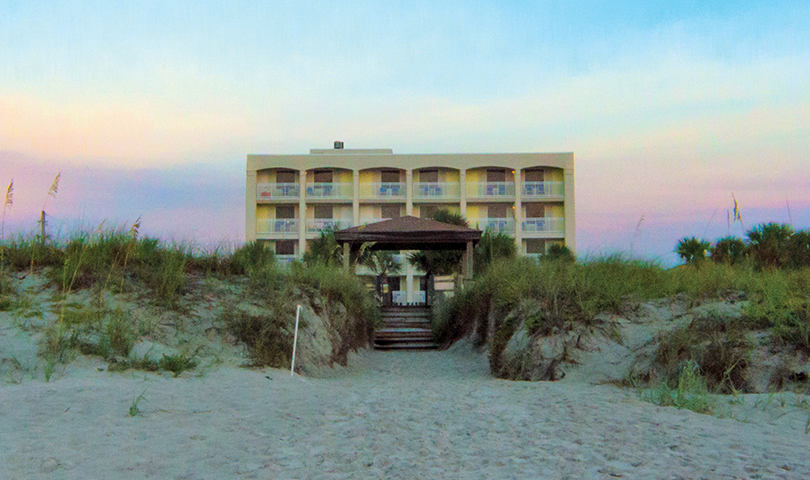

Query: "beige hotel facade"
(246, 144), (575, 303)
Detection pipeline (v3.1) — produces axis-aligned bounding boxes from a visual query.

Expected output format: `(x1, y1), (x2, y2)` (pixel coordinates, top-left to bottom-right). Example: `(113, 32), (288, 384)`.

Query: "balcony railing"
(467, 182), (515, 198)
(522, 181), (564, 198)
(521, 217), (565, 235)
(359, 182), (406, 199)
(257, 183), (299, 200)
(360, 217), (387, 225)
(413, 182), (460, 199)
(306, 219), (352, 233)
(275, 255), (297, 266)
(476, 217), (515, 234)
(256, 219), (299, 237)
(306, 182), (353, 199)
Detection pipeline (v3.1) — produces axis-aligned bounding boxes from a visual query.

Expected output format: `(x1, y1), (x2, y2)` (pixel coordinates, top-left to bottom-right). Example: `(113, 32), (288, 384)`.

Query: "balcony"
(522, 181), (564, 199)
(306, 219), (352, 233)
(521, 217), (565, 237)
(476, 217), (515, 234)
(467, 182), (515, 199)
(359, 182), (406, 199)
(256, 219), (299, 237)
(306, 182), (353, 200)
(413, 182), (460, 200)
(257, 183), (299, 200)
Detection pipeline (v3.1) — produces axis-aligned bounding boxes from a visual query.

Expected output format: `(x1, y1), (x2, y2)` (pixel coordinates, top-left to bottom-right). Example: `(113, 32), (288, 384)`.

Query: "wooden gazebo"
(333, 216), (482, 279)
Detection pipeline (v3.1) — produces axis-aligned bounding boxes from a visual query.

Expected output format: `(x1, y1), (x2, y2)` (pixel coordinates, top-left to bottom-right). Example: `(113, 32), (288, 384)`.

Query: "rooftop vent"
(334, 141), (344, 149)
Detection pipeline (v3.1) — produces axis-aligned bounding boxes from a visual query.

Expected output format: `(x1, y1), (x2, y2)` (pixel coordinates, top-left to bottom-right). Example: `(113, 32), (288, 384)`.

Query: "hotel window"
(314, 205), (333, 219)
(526, 204), (545, 218)
(276, 170), (296, 183)
(526, 239), (545, 254)
(314, 170), (333, 183)
(381, 205), (401, 219)
(419, 169), (438, 183)
(525, 169), (544, 182)
(487, 169), (506, 182)
(420, 205), (438, 219)
(381, 169), (400, 183)
(275, 240), (296, 256)
(488, 204), (508, 218)
(276, 205), (295, 219)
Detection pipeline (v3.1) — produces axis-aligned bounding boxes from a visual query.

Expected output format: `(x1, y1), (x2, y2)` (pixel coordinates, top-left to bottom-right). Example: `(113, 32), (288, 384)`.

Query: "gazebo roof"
(334, 216), (481, 251)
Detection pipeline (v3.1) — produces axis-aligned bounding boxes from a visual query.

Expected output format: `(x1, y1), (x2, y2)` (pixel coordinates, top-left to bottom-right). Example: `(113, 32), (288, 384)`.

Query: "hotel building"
(246, 144), (575, 303)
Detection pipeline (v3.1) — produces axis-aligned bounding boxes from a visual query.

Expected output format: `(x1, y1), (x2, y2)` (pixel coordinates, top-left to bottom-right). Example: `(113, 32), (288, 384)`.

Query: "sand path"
(1, 344), (809, 479)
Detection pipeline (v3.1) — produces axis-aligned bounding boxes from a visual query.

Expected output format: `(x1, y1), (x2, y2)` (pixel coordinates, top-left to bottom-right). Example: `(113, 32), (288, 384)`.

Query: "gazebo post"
(343, 242), (351, 273)
(465, 241), (474, 280)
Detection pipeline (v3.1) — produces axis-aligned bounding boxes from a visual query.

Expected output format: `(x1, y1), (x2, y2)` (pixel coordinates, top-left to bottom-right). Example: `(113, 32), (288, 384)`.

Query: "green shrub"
(652, 317), (752, 394)
(158, 354), (197, 376)
(711, 236), (747, 265)
(227, 241), (276, 275)
(641, 361), (713, 414)
(223, 309), (294, 368)
(747, 222), (794, 269)
(138, 246), (187, 308)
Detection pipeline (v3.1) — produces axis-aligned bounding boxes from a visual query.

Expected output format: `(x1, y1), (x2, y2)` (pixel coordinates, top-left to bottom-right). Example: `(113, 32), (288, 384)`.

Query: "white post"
(291, 305), (302, 375)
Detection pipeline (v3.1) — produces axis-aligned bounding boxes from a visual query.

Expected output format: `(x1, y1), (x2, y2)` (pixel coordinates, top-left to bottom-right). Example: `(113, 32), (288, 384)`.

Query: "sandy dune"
(2, 340), (809, 479)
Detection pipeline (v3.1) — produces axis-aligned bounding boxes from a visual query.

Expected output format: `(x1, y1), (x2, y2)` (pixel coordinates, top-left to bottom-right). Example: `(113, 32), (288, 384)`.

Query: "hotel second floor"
(246, 147), (575, 264)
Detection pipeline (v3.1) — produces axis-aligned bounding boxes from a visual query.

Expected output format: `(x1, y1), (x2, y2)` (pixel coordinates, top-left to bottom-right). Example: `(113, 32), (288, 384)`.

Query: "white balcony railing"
(467, 182), (515, 198)
(391, 291), (426, 304)
(413, 182), (460, 199)
(360, 217), (387, 225)
(275, 255), (297, 266)
(522, 181), (564, 198)
(476, 217), (516, 234)
(521, 217), (565, 235)
(257, 183), (299, 200)
(306, 182), (353, 199)
(306, 219), (352, 233)
(359, 182), (406, 199)
(256, 219), (299, 237)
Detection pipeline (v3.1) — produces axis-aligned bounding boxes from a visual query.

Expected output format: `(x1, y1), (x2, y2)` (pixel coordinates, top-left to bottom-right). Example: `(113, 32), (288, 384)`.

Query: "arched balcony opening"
(412, 167), (460, 201)
(256, 168), (300, 201)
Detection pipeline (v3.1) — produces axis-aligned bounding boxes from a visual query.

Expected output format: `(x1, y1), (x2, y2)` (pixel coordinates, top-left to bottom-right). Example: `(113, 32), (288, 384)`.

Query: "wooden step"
(376, 306), (436, 350)
(375, 331), (433, 341)
(374, 341), (437, 350)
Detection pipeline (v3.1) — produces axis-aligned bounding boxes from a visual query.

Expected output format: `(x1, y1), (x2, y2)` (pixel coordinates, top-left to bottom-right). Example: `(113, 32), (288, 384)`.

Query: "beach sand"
(2, 339), (809, 479)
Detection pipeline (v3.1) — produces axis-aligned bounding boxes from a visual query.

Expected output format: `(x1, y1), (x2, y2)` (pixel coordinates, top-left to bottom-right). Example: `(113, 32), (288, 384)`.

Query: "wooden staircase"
(374, 305), (437, 350)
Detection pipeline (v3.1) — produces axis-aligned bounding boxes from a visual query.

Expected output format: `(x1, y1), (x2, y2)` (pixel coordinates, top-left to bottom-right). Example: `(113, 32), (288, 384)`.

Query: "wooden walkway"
(373, 305), (437, 350)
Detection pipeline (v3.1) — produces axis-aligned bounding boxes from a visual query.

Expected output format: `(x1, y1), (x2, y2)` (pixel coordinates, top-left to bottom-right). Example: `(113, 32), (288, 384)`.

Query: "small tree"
(747, 222), (794, 269)
(675, 237), (711, 266)
(788, 230), (810, 269)
(710, 236), (747, 265)
(545, 243), (575, 262)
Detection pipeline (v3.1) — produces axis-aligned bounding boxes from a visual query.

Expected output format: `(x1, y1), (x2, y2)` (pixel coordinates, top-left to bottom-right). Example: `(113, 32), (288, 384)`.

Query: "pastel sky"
(2, 1), (809, 264)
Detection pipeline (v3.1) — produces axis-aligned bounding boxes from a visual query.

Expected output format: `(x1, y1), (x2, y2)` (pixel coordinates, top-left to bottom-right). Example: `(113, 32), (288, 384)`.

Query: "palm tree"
(675, 237), (711, 266)
(303, 227), (342, 267)
(363, 251), (402, 305)
(473, 228), (516, 274)
(747, 223), (794, 269)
